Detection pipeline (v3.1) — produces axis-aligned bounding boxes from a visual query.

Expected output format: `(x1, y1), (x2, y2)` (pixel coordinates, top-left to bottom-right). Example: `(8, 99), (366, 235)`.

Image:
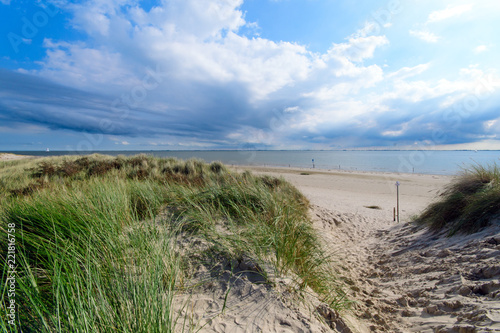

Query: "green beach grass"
(417, 162), (500, 235)
(0, 154), (346, 332)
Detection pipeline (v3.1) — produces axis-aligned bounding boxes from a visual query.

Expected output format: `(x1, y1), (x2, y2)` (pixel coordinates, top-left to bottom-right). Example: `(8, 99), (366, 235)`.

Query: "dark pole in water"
(395, 181), (400, 223)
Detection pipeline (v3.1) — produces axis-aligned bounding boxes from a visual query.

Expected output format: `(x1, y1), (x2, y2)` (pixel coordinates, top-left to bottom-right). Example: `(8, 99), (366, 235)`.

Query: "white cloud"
(36, 39), (136, 91)
(35, 0), (392, 105)
(382, 65), (500, 105)
(388, 63), (430, 80)
(21, 0), (396, 148)
(474, 45), (488, 54)
(287, 99), (376, 136)
(128, 0), (245, 40)
(302, 62), (384, 100)
(427, 4), (473, 23)
(17, 0), (499, 149)
(382, 122), (409, 137)
(328, 35), (389, 62)
(299, 30), (387, 103)
(409, 30), (439, 43)
(284, 106), (300, 113)
(0, 0), (11, 5)
(33, 1), (323, 101)
(484, 119), (497, 130)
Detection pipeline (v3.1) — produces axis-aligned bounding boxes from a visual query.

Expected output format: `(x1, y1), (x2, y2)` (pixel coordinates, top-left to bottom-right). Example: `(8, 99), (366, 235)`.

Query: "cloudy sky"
(1, 0), (499, 151)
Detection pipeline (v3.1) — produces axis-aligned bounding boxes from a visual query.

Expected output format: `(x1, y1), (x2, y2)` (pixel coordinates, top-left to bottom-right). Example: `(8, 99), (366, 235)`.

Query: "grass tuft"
(417, 162), (500, 234)
(209, 161), (225, 174)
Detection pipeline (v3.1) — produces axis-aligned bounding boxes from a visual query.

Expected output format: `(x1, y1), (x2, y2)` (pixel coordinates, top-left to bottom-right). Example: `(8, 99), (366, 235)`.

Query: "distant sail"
(46, 148), (50, 152)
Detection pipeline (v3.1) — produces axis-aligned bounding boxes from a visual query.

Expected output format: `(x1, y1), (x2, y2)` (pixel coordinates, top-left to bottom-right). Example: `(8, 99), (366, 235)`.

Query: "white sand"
(235, 166), (500, 332)
(0, 153), (35, 161)
(236, 165), (451, 221)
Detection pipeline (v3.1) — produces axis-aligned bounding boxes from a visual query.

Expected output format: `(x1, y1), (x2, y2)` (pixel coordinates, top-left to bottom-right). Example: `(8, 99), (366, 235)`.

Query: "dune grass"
(1, 175), (181, 332)
(418, 162), (500, 235)
(0, 154), (346, 332)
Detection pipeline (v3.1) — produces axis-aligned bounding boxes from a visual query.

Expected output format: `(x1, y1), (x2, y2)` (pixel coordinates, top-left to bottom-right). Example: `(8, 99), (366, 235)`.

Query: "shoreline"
(235, 164), (453, 223)
(0, 152), (461, 177)
(2, 150), (495, 176)
(231, 163), (457, 178)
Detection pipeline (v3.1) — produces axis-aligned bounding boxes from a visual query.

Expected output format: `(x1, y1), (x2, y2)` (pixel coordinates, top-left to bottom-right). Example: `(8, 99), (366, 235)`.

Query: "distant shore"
(0, 153), (37, 161)
(1, 150), (498, 175)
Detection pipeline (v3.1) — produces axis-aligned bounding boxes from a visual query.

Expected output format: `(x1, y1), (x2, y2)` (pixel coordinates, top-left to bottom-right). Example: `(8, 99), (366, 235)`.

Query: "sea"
(6, 150), (500, 176)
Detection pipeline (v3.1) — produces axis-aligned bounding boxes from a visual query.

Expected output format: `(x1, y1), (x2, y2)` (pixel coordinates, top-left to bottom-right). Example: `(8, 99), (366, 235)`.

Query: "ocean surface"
(5, 150), (500, 176)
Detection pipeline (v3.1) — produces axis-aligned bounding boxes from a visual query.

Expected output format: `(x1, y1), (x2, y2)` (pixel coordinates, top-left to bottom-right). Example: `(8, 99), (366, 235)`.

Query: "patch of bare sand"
(0, 153), (35, 161)
(367, 220), (500, 332)
(240, 166), (500, 332)
(171, 233), (352, 332)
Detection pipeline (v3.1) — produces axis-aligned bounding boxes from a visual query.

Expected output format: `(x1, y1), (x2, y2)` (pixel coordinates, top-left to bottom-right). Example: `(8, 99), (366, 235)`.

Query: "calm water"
(5, 150), (500, 175)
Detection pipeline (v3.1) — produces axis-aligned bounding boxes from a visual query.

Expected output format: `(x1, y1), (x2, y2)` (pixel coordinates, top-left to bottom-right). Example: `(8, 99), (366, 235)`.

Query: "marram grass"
(418, 162), (500, 235)
(0, 154), (347, 332)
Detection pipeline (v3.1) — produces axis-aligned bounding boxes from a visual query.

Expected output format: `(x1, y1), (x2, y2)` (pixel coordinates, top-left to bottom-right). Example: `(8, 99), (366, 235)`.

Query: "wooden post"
(395, 181), (400, 223)
(393, 207), (396, 222)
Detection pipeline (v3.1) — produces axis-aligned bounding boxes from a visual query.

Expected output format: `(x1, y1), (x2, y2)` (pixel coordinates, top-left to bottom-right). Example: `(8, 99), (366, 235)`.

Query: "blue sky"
(1, 0), (499, 151)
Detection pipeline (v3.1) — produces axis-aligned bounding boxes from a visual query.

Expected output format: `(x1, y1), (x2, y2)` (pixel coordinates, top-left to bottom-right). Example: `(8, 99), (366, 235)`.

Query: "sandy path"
(242, 166), (500, 332)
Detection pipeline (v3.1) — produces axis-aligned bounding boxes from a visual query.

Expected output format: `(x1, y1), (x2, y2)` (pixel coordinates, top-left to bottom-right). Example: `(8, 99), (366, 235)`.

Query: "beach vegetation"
(417, 162), (500, 235)
(0, 154), (346, 332)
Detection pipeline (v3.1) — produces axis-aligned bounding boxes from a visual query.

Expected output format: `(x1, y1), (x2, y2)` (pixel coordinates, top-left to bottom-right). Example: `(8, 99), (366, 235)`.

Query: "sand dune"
(4, 155), (498, 331)
(231, 166), (500, 332)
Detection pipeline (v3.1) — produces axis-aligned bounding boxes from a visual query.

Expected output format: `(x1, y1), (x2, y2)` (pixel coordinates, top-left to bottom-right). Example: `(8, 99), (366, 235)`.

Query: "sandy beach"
(236, 165), (452, 221)
(224, 165), (499, 332)
(0, 153), (36, 161)
(3, 155), (499, 332)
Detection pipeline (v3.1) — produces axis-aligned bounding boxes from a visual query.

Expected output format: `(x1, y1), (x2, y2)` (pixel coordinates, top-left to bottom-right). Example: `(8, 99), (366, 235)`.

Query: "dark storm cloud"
(0, 68), (277, 146)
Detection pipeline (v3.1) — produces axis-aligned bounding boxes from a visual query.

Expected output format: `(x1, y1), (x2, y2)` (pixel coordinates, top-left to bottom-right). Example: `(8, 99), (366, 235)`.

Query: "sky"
(1, 0), (500, 151)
